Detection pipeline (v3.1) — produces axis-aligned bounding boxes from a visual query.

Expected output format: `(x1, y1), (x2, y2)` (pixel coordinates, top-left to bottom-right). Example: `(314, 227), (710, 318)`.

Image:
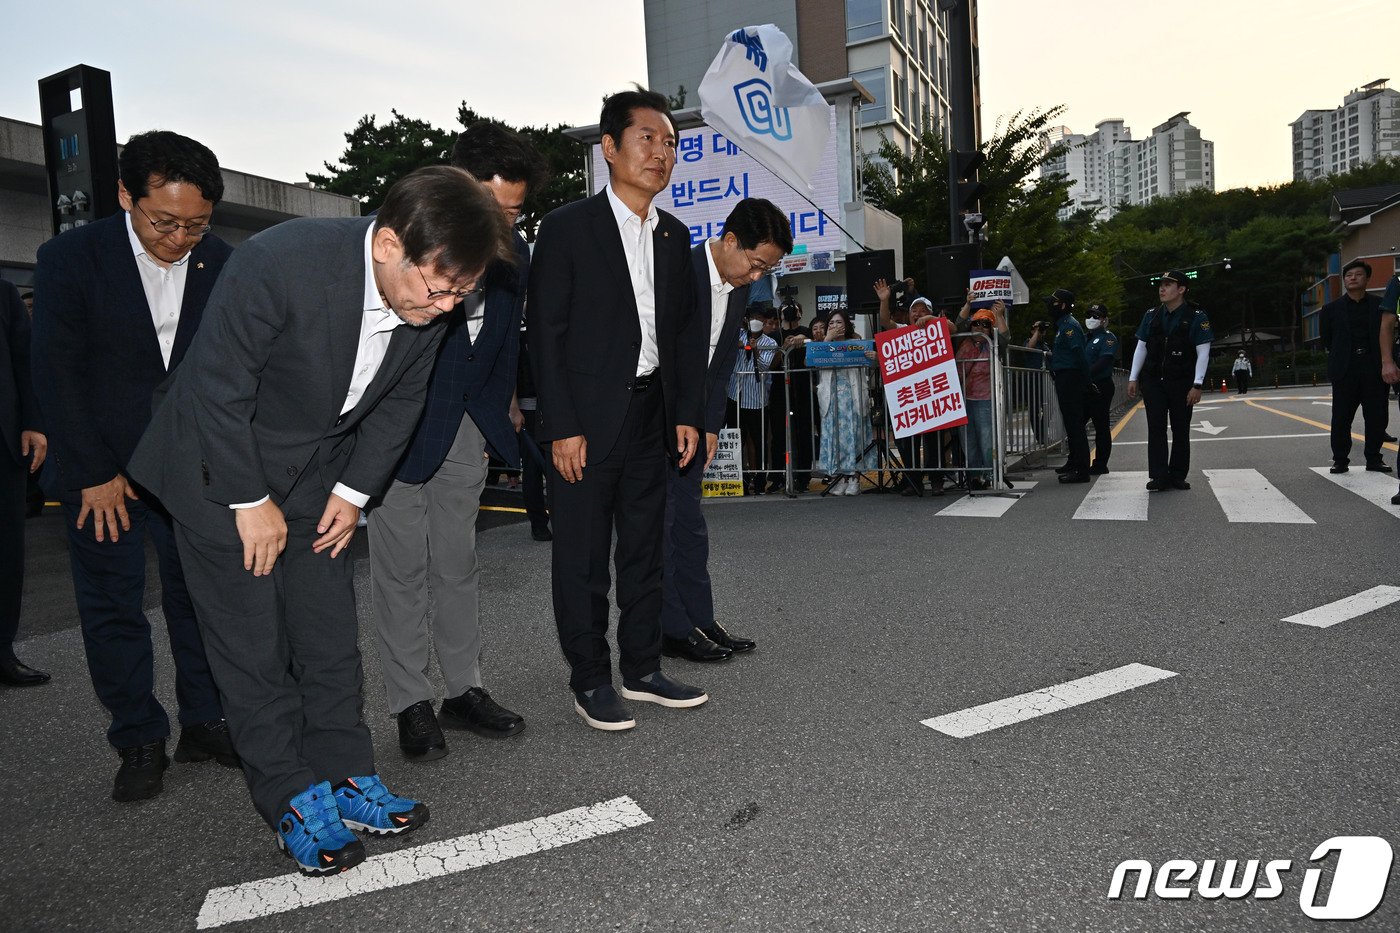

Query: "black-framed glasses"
(415, 264), (482, 302)
(135, 202), (210, 238)
(744, 250), (782, 276)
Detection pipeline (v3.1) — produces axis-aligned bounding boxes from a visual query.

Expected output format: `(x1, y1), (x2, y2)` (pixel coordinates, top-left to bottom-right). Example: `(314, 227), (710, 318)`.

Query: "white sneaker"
(844, 476), (861, 495)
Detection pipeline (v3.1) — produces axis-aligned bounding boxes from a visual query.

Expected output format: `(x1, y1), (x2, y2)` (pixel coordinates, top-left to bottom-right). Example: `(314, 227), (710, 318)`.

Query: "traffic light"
(952, 148), (986, 212)
(38, 65), (118, 237)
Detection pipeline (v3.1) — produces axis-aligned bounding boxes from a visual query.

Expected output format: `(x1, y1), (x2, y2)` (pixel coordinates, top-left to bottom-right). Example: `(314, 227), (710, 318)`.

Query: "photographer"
(726, 307), (778, 495)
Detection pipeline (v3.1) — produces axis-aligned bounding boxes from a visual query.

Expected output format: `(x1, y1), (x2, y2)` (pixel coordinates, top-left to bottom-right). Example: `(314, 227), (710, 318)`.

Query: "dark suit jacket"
(1320, 293), (1385, 382)
(395, 231), (528, 483)
(1, 281), (41, 466)
(31, 212), (232, 491)
(128, 217), (447, 543)
(528, 191), (704, 462)
(691, 241), (752, 437)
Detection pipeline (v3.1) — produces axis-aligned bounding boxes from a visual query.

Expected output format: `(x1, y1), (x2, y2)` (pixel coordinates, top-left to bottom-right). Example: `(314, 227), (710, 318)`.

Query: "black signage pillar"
(38, 65), (118, 237)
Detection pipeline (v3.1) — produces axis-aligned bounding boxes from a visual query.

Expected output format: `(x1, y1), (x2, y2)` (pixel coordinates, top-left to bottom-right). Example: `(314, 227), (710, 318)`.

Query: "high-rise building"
(1291, 79), (1400, 181)
(643, 0), (977, 166)
(1040, 113), (1213, 219)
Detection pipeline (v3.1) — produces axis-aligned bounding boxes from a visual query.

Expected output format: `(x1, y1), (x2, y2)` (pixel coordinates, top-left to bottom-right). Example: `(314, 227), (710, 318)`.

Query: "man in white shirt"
(128, 166), (513, 876)
(31, 131), (236, 804)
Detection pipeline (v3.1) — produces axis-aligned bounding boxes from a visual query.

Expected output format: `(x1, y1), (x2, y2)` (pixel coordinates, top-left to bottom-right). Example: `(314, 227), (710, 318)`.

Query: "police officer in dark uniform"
(1084, 304), (1118, 474)
(1127, 270), (1212, 491)
(1046, 288), (1091, 484)
(1325, 258), (1390, 474)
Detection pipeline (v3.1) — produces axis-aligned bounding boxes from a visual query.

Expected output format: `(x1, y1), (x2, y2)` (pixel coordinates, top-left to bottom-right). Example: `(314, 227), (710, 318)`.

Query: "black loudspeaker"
(925, 244), (977, 309)
(844, 249), (895, 312)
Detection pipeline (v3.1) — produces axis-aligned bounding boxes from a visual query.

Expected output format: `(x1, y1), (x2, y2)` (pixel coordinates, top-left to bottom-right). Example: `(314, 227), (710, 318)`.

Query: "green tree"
(306, 110), (454, 214)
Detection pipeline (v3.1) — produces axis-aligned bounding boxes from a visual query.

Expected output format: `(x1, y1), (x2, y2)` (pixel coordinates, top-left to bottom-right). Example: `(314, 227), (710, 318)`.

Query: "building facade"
(1291, 79), (1400, 182)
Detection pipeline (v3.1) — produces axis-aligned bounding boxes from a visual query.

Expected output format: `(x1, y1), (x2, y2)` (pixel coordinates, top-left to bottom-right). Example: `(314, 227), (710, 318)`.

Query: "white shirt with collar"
(231, 224), (405, 511)
(704, 236), (735, 366)
(125, 211), (190, 370)
(605, 184), (661, 377)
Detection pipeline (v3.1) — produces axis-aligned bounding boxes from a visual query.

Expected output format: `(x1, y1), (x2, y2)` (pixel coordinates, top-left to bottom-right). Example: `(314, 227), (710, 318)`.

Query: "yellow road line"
(480, 505), (528, 514)
(1245, 399), (1399, 452)
(1110, 401), (1143, 440)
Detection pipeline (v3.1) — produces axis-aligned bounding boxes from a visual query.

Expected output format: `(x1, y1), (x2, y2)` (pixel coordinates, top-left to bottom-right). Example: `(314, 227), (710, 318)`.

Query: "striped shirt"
(727, 330), (777, 409)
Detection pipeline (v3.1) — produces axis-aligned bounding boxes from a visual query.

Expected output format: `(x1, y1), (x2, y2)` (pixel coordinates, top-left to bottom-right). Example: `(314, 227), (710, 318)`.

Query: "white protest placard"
(702, 428), (744, 497)
(874, 318), (968, 439)
(968, 269), (1013, 309)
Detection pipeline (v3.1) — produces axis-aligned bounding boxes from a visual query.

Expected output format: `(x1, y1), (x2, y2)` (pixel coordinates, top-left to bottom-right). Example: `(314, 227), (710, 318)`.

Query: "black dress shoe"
(1058, 472), (1090, 484)
(1386, 434), (1397, 443)
(1330, 462), (1349, 474)
(1089, 463), (1109, 475)
(701, 622), (756, 654)
(619, 671), (708, 708)
(531, 525), (553, 541)
(661, 628), (732, 663)
(1391, 488), (1400, 506)
(573, 685), (635, 731)
(1366, 460), (1392, 473)
(175, 719), (240, 768)
(1052, 462), (1073, 474)
(439, 687), (525, 738)
(113, 739), (169, 802)
(0, 656), (50, 687)
(397, 700), (447, 761)
(1145, 478), (1171, 491)
(1169, 478), (1191, 490)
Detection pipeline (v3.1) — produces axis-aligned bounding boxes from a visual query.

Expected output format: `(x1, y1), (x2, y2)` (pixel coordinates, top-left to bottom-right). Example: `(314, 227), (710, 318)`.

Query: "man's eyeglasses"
(416, 264), (482, 302)
(744, 250), (782, 276)
(135, 202), (210, 238)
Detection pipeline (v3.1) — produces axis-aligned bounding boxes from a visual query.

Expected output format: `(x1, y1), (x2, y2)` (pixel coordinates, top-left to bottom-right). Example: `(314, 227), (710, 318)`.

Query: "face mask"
(1086, 318), (1103, 330)
(747, 319), (764, 334)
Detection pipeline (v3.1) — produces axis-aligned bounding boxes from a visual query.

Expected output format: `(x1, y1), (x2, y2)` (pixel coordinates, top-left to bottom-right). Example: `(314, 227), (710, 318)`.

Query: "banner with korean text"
(702, 428), (744, 497)
(968, 269), (1013, 309)
(875, 318), (967, 439)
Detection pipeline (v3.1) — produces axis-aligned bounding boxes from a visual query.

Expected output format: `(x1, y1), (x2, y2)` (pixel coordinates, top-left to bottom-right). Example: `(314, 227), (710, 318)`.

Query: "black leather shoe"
(1058, 472), (1090, 484)
(113, 739), (169, 802)
(1145, 478), (1171, 491)
(701, 623), (756, 654)
(619, 671), (708, 708)
(1366, 460), (1392, 473)
(662, 628), (732, 663)
(0, 656), (50, 687)
(1089, 463), (1109, 475)
(1330, 462), (1349, 474)
(439, 687), (524, 738)
(1052, 462), (1073, 474)
(573, 685), (635, 731)
(175, 719), (240, 768)
(1392, 488), (1400, 506)
(531, 525), (553, 541)
(1386, 434), (1397, 443)
(397, 700), (447, 761)
(1170, 478), (1191, 490)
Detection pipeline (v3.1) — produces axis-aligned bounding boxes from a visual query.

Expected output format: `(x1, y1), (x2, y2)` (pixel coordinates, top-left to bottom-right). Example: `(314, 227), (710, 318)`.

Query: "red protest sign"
(875, 317), (968, 438)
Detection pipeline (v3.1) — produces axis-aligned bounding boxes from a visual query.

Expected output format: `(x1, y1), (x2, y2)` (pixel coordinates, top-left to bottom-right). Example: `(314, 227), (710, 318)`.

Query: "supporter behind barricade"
(728, 307), (778, 495)
(1013, 320), (1052, 444)
(956, 302), (1008, 489)
(875, 280), (954, 495)
(808, 316), (827, 476)
(778, 302), (815, 491)
(1084, 304), (1118, 474)
(812, 309), (872, 495)
(760, 307), (788, 493)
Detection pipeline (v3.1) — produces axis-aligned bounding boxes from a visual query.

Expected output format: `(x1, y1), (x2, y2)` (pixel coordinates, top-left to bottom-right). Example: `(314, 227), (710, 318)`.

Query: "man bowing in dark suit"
(31, 131), (235, 801)
(129, 167), (513, 876)
(530, 88), (708, 731)
(660, 199), (791, 663)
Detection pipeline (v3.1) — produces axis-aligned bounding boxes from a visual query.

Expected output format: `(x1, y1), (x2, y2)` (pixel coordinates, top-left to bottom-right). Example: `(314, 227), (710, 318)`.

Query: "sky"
(1, 1), (1394, 193)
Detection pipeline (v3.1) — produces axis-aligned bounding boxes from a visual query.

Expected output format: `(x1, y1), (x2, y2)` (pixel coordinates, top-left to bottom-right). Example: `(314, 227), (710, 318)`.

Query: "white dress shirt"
(231, 225), (405, 511)
(605, 184), (661, 376)
(704, 237), (735, 366)
(125, 212), (190, 370)
(460, 291), (487, 344)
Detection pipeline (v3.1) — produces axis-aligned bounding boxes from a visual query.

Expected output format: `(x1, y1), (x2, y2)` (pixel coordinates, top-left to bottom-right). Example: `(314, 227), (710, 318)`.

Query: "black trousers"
(787, 371), (814, 487)
(173, 473), (373, 827)
(61, 492), (222, 749)
(1234, 370), (1249, 394)
(1330, 365), (1389, 465)
(1085, 377), (1113, 468)
(728, 404), (768, 491)
(0, 455), (25, 658)
(660, 454), (712, 640)
(549, 383), (666, 693)
(1140, 375), (1194, 480)
(520, 407), (549, 532)
(1053, 369), (1090, 473)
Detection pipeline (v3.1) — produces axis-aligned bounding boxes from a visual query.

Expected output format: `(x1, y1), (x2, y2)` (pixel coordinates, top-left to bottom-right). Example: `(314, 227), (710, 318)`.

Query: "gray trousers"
(368, 413), (488, 715)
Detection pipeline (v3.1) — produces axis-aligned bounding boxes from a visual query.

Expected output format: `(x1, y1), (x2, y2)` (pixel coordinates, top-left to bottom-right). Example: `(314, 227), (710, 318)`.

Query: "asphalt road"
(2, 386), (1397, 932)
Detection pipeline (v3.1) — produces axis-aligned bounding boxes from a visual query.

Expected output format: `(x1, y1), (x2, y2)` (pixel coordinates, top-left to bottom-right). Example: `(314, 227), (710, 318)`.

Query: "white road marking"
(1203, 469), (1313, 524)
(1312, 401), (1332, 407)
(1312, 467), (1400, 518)
(921, 663), (1178, 738)
(1282, 586), (1400, 629)
(936, 481), (1037, 517)
(1115, 432), (1326, 446)
(1192, 420), (1227, 435)
(1192, 405), (1221, 412)
(1072, 471), (1149, 521)
(195, 796), (652, 929)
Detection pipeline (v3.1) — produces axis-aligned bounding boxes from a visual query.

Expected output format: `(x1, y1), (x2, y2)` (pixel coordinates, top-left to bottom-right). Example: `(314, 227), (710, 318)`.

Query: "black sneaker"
(573, 685), (635, 731)
(174, 719), (240, 768)
(619, 671), (709, 709)
(113, 739), (169, 802)
(439, 687), (525, 738)
(397, 700), (447, 761)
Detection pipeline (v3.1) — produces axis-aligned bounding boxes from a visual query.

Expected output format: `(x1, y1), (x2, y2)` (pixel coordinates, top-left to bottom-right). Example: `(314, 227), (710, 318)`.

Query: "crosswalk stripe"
(1072, 471), (1150, 521)
(1311, 467), (1400, 518)
(1203, 469), (1313, 524)
(920, 663), (1178, 737)
(936, 481), (1037, 517)
(1282, 586), (1400, 628)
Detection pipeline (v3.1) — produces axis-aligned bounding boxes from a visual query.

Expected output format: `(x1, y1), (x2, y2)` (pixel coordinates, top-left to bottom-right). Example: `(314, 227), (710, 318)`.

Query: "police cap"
(1160, 270), (1190, 287)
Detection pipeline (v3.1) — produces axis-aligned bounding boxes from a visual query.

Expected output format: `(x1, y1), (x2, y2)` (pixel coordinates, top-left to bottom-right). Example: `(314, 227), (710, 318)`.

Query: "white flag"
(996, 255), (1031, 306)
(697, 25), (832, 192)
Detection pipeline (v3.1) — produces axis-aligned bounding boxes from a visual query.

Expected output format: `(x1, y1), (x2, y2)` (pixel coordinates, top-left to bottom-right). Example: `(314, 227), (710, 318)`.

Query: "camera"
(962, 212), (986, 240)
(889, 280), (906, 295)
(1032, 320), (1050, 332)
